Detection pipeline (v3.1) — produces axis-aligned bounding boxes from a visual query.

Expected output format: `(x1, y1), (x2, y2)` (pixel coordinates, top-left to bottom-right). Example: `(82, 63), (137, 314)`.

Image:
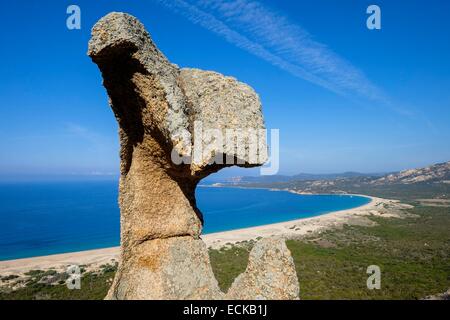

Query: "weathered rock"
(422, 288), (450, 300)
(106, 237), (224, 300)
(88, 12), (298, 300)
(88, 12), (267, 243)
(179, 68), (267, 171)
(227, 238), (300, 300)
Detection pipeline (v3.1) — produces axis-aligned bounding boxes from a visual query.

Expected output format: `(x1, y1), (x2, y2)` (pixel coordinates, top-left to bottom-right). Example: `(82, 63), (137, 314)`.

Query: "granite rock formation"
(227, 238), (300, 300)
(88, 12), (299, 300)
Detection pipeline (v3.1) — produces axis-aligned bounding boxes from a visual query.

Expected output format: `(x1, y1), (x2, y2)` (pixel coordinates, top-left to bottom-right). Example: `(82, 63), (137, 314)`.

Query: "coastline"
(0, 190), (412, 276)
(204, 193), (412, 248)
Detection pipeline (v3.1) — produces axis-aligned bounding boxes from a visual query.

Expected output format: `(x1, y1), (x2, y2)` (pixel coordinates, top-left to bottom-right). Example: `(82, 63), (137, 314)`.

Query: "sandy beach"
(204, 194), (412, 248)
(0, 193), (412, 276)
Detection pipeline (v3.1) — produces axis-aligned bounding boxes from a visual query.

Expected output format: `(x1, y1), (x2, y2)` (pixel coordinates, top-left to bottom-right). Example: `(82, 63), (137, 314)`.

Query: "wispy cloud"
(65, 123), (100, 143)
(64, 123), (115, 148)
(155, 0), (388, 103)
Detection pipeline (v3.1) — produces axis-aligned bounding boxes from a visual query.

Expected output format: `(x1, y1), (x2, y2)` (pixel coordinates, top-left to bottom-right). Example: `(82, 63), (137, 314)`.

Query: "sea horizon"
(0, 180), (370, 261)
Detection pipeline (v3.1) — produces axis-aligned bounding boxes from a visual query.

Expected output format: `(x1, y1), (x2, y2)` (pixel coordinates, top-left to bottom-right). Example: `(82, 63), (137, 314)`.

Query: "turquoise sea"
(0, 181), (370, 261)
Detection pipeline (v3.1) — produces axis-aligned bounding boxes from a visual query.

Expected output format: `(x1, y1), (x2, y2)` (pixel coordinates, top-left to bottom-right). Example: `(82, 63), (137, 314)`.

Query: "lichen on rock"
(88, 12), (299, 300)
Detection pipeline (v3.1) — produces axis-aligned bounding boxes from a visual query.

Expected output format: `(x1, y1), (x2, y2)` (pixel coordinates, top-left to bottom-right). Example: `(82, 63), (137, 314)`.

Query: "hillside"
(224, 161), (450, 200)
(371, 161), (450, 185)
(212, 171), (384, 185)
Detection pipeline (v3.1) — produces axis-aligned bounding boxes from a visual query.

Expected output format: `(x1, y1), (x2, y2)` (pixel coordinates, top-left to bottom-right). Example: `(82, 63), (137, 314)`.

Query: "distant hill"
(220, 171), (384, 185)
(371, 161), (450, 185)
(222, 161), (450, 187)
(218, 161), (450, 200)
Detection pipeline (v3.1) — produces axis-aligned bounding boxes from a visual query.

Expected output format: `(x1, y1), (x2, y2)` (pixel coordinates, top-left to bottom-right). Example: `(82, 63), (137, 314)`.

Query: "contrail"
(154, 0), (388, 103)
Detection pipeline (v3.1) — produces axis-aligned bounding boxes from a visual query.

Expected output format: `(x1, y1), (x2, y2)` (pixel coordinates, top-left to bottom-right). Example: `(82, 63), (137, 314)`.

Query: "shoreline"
(0, 191), (412, 276)
(203, 193), (409, 248)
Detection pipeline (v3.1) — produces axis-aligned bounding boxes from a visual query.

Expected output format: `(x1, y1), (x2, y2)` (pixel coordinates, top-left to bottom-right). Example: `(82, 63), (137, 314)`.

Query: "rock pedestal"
(88, 12), (299, 300)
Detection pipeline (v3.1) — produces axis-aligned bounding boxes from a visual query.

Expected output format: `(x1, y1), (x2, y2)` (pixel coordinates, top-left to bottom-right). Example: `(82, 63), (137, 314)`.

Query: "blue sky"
(0, 0), (449, 179)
